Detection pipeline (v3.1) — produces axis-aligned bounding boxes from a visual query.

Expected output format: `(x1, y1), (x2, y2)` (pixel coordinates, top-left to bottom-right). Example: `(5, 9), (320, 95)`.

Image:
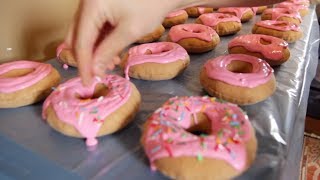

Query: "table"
(0, 6), (319, 180)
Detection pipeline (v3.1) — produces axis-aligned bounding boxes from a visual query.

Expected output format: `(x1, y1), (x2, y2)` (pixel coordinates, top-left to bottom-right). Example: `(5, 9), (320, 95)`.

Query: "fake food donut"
(163, 10), (188, 28)
(141, 96), (257, 180)
(185, 7), (214, 17)
(42, 75), (141, 146)
(0, 61), (60, 108)
(218, 7), (254, 23)
(167, 24), (220, 53)
(228, 34), (290, 66)
(56, 43), (77, 67)
(122, 42), (190, 80)
(196, 13), (242, 36)
(200, 54), (276, 105)
(261, 8), (302, 25)
(252, 20), (302, 43)
(137, 25), (165, 44)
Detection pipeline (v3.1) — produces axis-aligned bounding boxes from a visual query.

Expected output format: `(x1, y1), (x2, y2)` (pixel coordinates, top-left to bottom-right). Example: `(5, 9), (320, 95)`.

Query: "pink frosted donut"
(122, 42), (190, 80)
(167, 24), (220, 53)
(185, 7), (214, 17)
(261, 8), (302, 25)
(275, 1), (309, 16)
(228, 34), (290, 66)
(163, 10), (188, 28)
(56, 43), (77, 67)
(196, 13), (242, 36)
(141, 96), (257, 180)
(218, 7), (254, 22)
(0, 60), (60, 108)
(200, 54), (276, 105)
(42, 74), (141, 146)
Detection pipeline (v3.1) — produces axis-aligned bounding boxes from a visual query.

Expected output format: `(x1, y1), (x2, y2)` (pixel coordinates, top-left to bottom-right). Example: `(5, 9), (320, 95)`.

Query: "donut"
(286, 0), (310, 7)
(261, 8), (302, 25)
(251, 6), (268, 15)
(122, 42), (189, 80)
(0, 61), (60, 108)
(141, 96), (257, 180)
(200, 54), (276, 105)
(275, 2), (309, 17)
(163, 10), (188, 28)
(252, 20), (302, 43)
(167, 24), (220, 53)
(42, 74), (141, 146)
(196, 13), (242, 36)
(185, 7), (214, 18)
(218, 7), (254, 23)
(56, 43), (77, 67)
(228, 34), (290, 66)
(136, 25), (165, 44)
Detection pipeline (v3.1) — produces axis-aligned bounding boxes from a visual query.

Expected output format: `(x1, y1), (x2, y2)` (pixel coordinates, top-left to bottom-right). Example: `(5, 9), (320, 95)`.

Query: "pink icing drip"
(218, 7), (252, 19)
(228, 34), (288, 60)
(264, 8), (301, 23)
(166, 10), (187, 18)
(255, 20), (301, 32)
(42, 75), (132, 146)
(143, 96), (252, 171)
(168, 24), (217, 42)
(124, 42), (188, 80)
(0, 61), (52, 93)
(199, 13), (241, 27)
(204, 54), (273, 88)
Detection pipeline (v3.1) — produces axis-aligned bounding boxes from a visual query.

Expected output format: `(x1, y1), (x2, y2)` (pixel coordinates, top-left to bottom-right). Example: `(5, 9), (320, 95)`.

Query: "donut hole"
(186, 113), (212, 136)
(260, 38), (272, 45)
(227, 60), (253, 73)
(145, 47), (171, 55)
(76, 83), (109, 100)
(0, 68), (35, 78)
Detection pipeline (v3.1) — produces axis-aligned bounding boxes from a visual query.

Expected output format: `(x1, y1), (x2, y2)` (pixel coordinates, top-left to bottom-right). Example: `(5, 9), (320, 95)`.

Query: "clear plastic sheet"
(0, 6), (319, 180)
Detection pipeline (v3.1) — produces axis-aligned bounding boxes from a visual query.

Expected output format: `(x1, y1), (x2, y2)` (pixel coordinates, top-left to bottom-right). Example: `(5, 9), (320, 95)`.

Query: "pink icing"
(42, 75), (132, 146)
(143, 96), (252, 171)
(204, 54), (273, 88)
(255, 20), (301, 32)
(0, 61), (52, 93)
(264, 8), (301, 23)
(124, 42), (188, 80)
(166, 10), (187, 18)
(199, 13), (241, 27)
(275, 2), (308, 12)
(228, 34), (288, 60)
(168, 24), (217, 42)
(218, 7), (252, 19)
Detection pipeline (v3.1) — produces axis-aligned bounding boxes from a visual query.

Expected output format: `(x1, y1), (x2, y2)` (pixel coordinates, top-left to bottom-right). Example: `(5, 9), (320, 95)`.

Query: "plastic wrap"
(0, 6), (319, 180)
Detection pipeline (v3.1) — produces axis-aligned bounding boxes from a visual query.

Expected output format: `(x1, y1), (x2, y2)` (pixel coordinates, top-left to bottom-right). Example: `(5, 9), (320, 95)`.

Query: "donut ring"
(0, 61), (60, 108)
(200, 54), (276, 105)
(196, 13), (242, 36)
(275, 2), (309, 17)
(136, 25), (165, 44)
(261, 8), (302, 25)
(167, 24), (220, 53)
(228, 34), (290, 66)
(163, 10), (188, 28)
(185, 7), (214, 18)
(42, 75), (141, 146)
(252, 20), (302, 43)
(218, 8), (254, 23)
(141, 96), (257, 180)
(56, 43), (77, 67)
(121, 42), (190, 80)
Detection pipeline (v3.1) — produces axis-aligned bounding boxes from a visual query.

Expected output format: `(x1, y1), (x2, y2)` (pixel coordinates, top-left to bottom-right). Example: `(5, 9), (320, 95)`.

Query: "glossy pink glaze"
(218, 7), (252, 19)
(0, 61), (52, 93)
(42, 75), (132, 146)
(228, 34), (288, 60)
(166, 10), (187, 18)
(143, 96), (253, 171)
(168, 24), (217, 42)
(199, 13), (241, 27)
(255, 20), (301, 32)
(124, 42), (189, 80)
(264, 8), (301, 23)
(204, 54), (273, 88)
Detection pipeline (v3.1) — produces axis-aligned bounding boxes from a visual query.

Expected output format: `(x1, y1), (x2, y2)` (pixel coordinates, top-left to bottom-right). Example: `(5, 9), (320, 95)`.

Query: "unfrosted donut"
(163, 10), (188, 28)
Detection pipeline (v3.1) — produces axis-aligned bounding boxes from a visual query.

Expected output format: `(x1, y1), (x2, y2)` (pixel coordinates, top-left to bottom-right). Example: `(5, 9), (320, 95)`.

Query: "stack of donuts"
(0, 0), (311, 179)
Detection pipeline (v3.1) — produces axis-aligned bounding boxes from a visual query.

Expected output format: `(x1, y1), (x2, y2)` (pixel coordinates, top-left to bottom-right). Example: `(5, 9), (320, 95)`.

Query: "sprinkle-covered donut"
(200, 54), (276, 105)
(141, 96), (257, 180)
(261, 8), (302, 25)
(196, 13), (242, 36)
(218, 7), (254, 23)
(163, 10), (188, 28)
(185, 7), (214, 18)
(167, 24), (220, 53)
(252, 20), (302, 43)
(136, 25), (165, 44)
(0, 60), (60, 108)
(228, 34), (290, 66)
(56, 43), (77, 67)
(275, 1), (309, 17)
(121, 42), (190, 80)
(42, 74), (141, 146)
